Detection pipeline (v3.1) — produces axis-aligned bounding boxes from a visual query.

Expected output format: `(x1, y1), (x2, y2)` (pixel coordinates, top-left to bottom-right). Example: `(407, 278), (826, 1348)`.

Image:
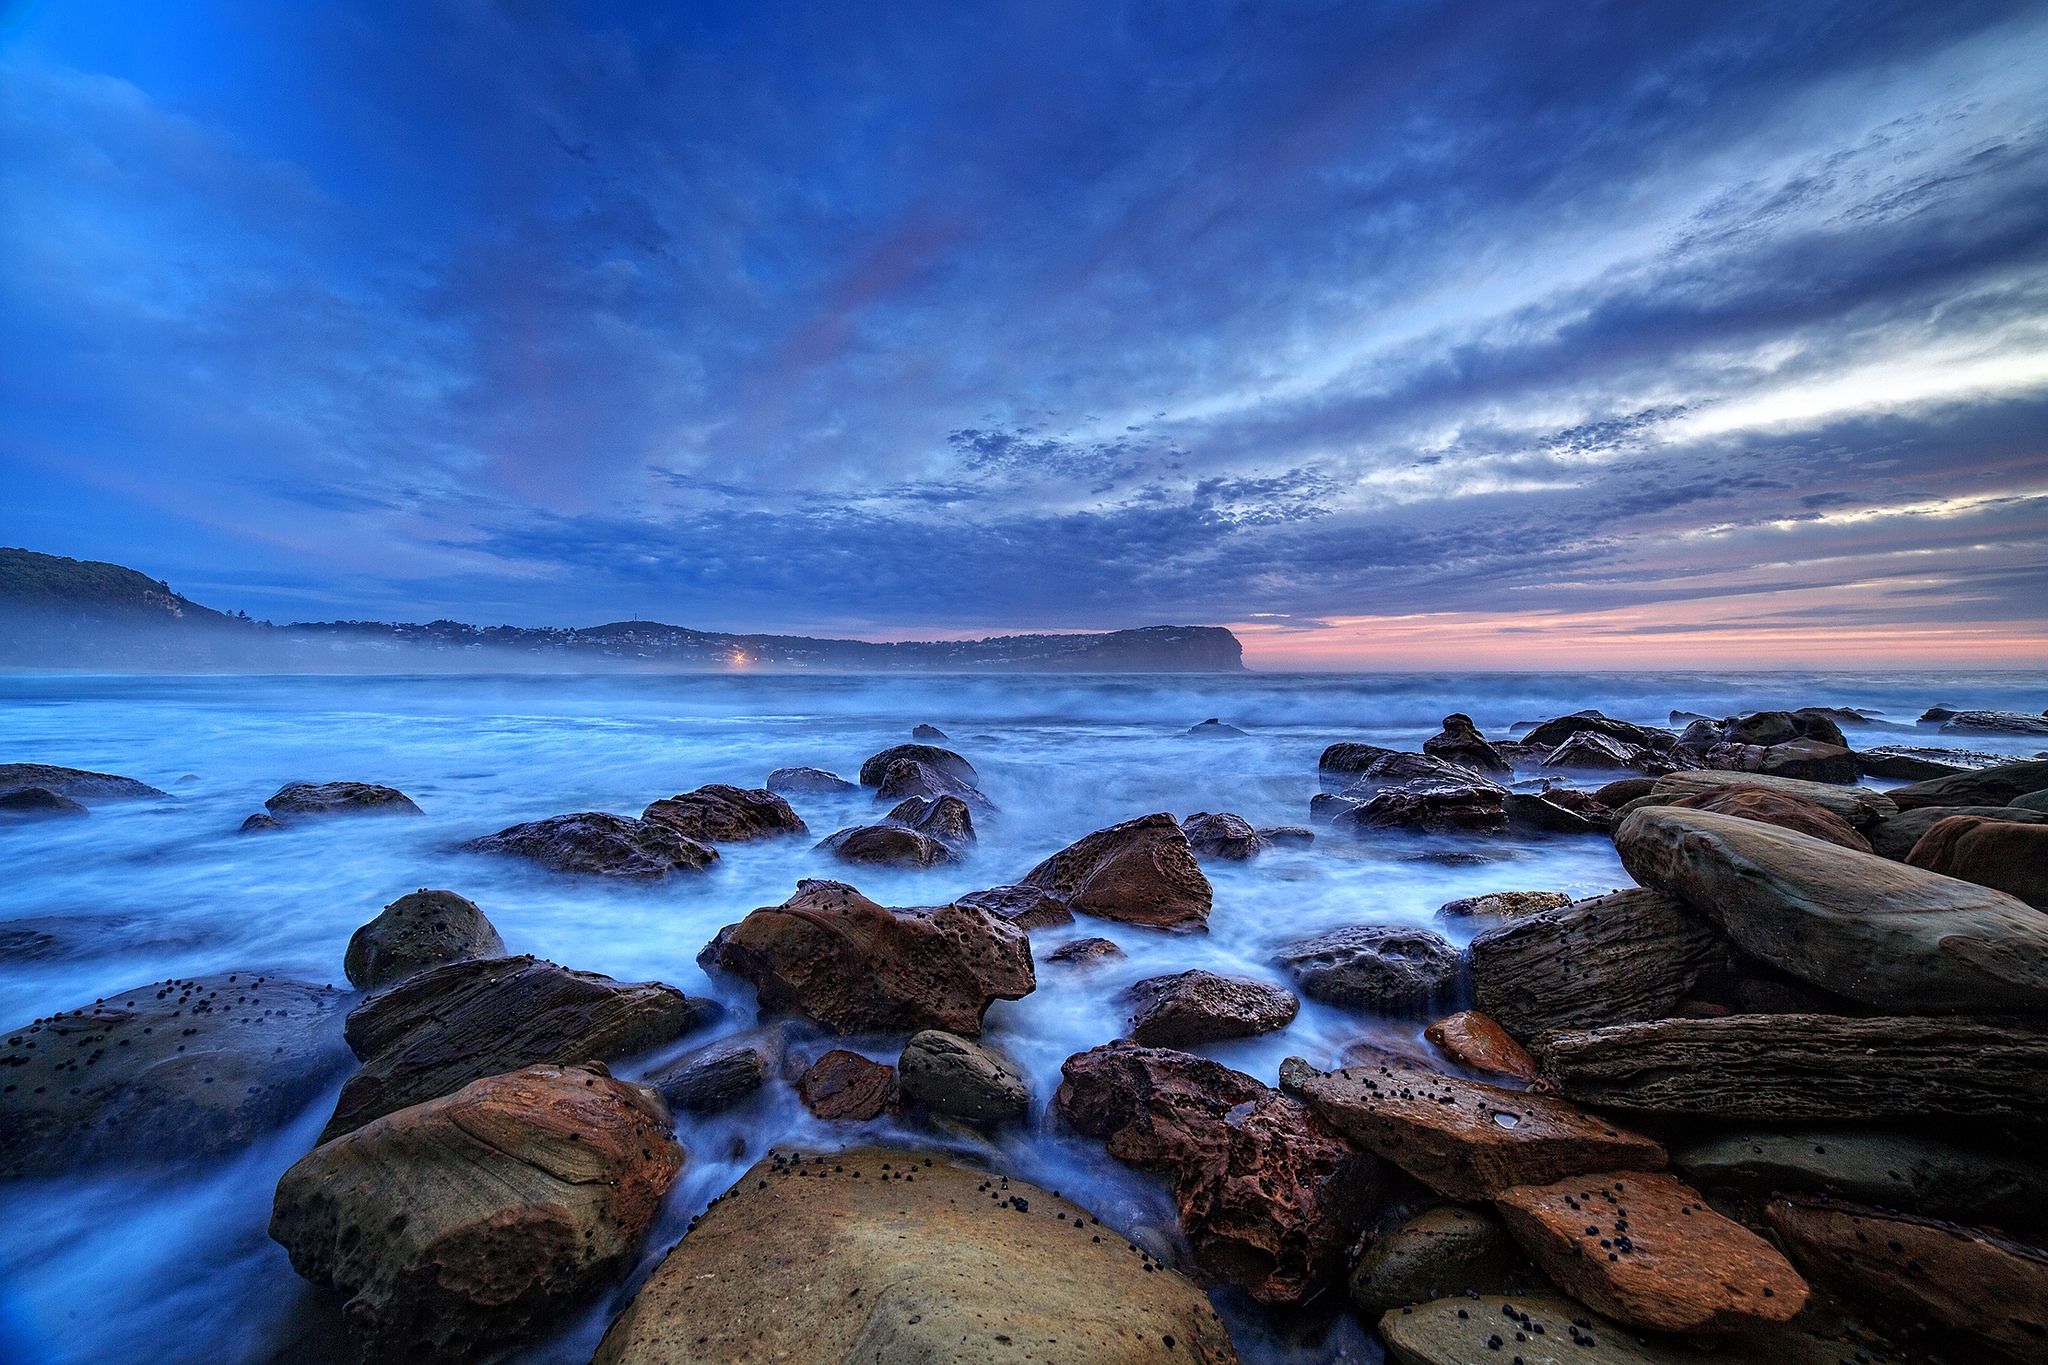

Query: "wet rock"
(955, 882), (1071, 929)
(1906, 813), (2048, 908)
(699, 880), (1034, 1036)
(873, 757), (998, 815)
(1681, 946), (1869, 1018)
(1185, 717), (1248, 737)
(1665, 784), (1870, 851)
(1593, 777), (1657, 807)
(1334, 782), (1510, 836)
(643, 1026), (793, 1115)
(1672, 1130), (2048, 1228)
(266, 780), (423, 819)
(1856, 749), (1972, 781)
(0, 786), (87, 819)
(1531, 1014), (2048, 1121)
(1468, 890), (1723, 1040)
(321, 955), (715, 1142)
(897, 1030), (1030, 1122)
(1124, 970), (1299, 1047)
(796, 1050), (898, 1120)
(1504, 789), (1614, 835)
(1521, 712), (1677, 754)
(1885, 758), (2048, 809)
(1349, 1205), (1532, 1316)
(1540, 731), (1660, 773)
(1279, 1059), (1666, 1200)
(1181, 811), (1264, 860)
(642, 784), (807, 842)
(344, 890), (506, 991)
(911, 723), (949, 740)
(1340, 751), (1493, 795)
(2016, 787), (2048, 813)
(1725, 709), (1849, 747)
(1870, 806), (2048, 862)
(1256, 825), (1314, 847)
(239, 811), (286, 832)
(857, 743), (977, 788)
(815, 822), (961, 867)
(1379, 1293), (1732, 1365)
(0, 974), (352, 1178)
(1017, 812), (1213, 930)
(1046, 936), (1124, 964)
(1938, 709), (2048, 735)
(1496, 1170), (1807, 1334)
(883, 792), (976, 846)
(1641, 768), (1896, 825)
(1272, 924), (1461, 1014)
(1054, 1041), (1380, 1304)
(0, 763), (165, 801)
(1436, 890), (1572, 920)
(1615, 806), (2048, 1011)
(1918, 706), (1959, 723)
(462, 812), (717, 878)
(1701, 738), (1859, 784)
(271, 1062), (681, 1362)
(765, 765), (858, 794)
(1308, 792), (1361, 823)
(1424, 1011), (1536, 1082)
(1318, 741), (1397, 787)
(1766, 1197), (2048, 1360)
(588, 1146), (1238, 1365)
(1423, 714), (1510, 776)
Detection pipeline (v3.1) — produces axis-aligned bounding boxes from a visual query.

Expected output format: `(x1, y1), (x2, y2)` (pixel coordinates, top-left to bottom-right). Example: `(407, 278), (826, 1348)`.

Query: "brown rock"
(1018, 812), (1213, 930)
(1053, 1041), (1380, 1303)
(1274, 923), (1461, 1014)
(796, 1050), (898, 1120)
(1873, 758), (2048, 810)
(813, 822), (961, 867)
(1703, 738), (1859, 785)
(873, 757), (997, 815)
(0, 786), (87, 819)
(1046, 936), (1124, 964)
(1541, 731), (1660, 773)
(1469, 889), (1723, 1039)
(883, 792), (976, 845)
(1180, 811), (1265, 860)
(641, 783), (807, 842)
(343, 890), (505, 991)
(956, 882), (1073, 929)
(1424, 1011), (1536, 1081)
(266, 780), (423, 819)
(1645, 769), (1897, 826)
(1522, 712), (1677, 753)
(1867, 803), (2048, 860)
(1593, 777), (1658, 807)
(1318, 741), (1398, 786)
(698, 880), (1035, 1036)
(1667, 784), (1870, 851)
(1278, 1059), (1665, 1200)
(272, 1062), (681, 1362)
(461, 811), (717, 878)
(1764, 1196), (2048, 1360)
(1337, 783), (1511, 835)
(0, 763), (164, 801)
(1435, 890), (1572, 919)
(642, 1025), (793, 1115)
(764, 765), (857, 793)
(856, 743), (978, 788)
(1423, 713), (1511, 776)
(1124, 970), (1299, 1047)
(1907, 814), (2048, 908)
(1495, 1170), (1807, 1334)
(1255, 824), (1315, 847)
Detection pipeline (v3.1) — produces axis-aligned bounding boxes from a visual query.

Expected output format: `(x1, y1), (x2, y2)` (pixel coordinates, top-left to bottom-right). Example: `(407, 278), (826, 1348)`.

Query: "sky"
(2, 0), (2045, 668)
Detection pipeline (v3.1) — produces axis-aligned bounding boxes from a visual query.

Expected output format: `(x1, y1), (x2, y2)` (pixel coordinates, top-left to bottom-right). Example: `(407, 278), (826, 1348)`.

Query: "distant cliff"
(1, 548), (1244, 672)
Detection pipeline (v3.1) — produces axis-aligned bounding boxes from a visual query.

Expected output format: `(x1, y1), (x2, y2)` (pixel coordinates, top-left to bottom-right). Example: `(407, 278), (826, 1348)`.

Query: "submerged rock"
(764, 765), (858, 794)
(1123, 970), (1299, 1047)
(1180, 811), (1264, 860)
(896, 1030), (1030, 1123)
(266, 780), (423, 819)
(796, 1050), (898, 1121)
(462, 812), (717, 878)
(0, 786), (88, 819)
(343, 890), (505, 991)
(1018, 812), (1213, 930)
(1906, 813), (2048, 908)
(911, 723), (949, 740)
(857, 743), (977, 788)
(1184, 718), (1248, 737)
(0, 763), (166, 801)
(1272, 924), (1460, 1014)
(814, 821), (961, 868)
(1046, 936), (1124, 964)
(1256, 824), (1314, 847)
(641, 784), (807, 842)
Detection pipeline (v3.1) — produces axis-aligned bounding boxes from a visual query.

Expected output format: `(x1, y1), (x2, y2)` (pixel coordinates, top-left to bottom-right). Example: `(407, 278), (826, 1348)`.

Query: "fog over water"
(2, 669), (2044, 1364)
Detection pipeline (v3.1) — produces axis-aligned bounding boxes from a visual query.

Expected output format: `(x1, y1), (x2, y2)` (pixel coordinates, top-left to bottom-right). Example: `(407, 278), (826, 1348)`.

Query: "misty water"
(3, 668), (2045, 1365)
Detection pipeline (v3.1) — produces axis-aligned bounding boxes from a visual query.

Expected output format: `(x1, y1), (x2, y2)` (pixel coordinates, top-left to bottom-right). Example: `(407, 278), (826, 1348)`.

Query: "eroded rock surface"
(1436, 890), (1573, 920)
(0, 763), (165, 801)
(1423, 1011), (1537, 1081)
(873, 758), (997, 815)
(1469, 889), (1721, 1039)
(814, 821), (961, 868)
(765, 766), (857, 794)
(1868, 803), (2047, 860)
(956, 883), (1073, 930)
(1018, 813), (1212, 930)
(1181, 811), (1264, 860)
(266, 781), (422, 819)
(796, 1049), (897, 1120)
(462, 812), (717, 878)
(1423, 714), (1510, 775)
(344, 890), (505, 991)
(857, 743), (978, 788)
(642, 784), (807, 842)
(642, 1025), (793, 1115)
(897, 1030), (1030, 1122)
(1349, 1205), (1531, 1317)
(1906, 814), (2048, 908)
(1124, 970), (1299, 1047)
(1273, 924), (1460, 1014)
(1672, 1129), (2048, 1227)
(1666, 785), (1870, 851)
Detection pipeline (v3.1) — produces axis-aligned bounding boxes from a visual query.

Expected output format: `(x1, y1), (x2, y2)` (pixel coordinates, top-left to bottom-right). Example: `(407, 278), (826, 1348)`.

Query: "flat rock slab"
(1615, 806), (2048, 1011)
(1, 973), (352, 1178)
(1766, 1197), (2048, 1361)
(0, 763), (165, 800)
(1278, 1059), (1665, 1200)
(642, 784), (807, 842)
(1423, 1011), (1537, 1081)
(1645, 771), (1895, 826)
(266, 780), (423, 818)
(463, 811), (718, 878)
(1124, 970), (1298, 1047)
(1379, 1293), (1848, 1365)
(1672, 1129), (2048, 1227)
(1019, 813), (1213, 930)
(1868, 803), (2048, 860)
(1469, 889), (1721, 1039)
(1885, 758), (2048, 810)
(322, 955), (715, 1142)
(1532, 1014), (2048, 1121)
(589, 1146), (1238, 1365)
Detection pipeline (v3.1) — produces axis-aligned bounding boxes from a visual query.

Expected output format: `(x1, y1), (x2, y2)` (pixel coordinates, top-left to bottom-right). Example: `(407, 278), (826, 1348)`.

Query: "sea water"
(1, 669), (2043, 1364)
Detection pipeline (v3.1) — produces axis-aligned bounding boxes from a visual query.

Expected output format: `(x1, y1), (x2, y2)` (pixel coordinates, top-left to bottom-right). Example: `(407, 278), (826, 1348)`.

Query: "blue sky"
(3, 1), (2045, 661)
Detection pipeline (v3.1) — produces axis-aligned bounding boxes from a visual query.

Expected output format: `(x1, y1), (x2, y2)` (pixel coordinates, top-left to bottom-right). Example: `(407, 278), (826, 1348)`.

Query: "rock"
(641, 784), (807, 842)
(1279, 1060), (1666, 1200)
(1017, 812), (1213, 930)
(857, 743), (977, 788)
(1856, 750), (1971, 781)
(0, 763), (165, 800)
(0, 974), (352, 1179)
(911, 723), (949, 740)
(239, 811), (286, 832)
(1939, 709), (2048, 735)
(1726, 709), (1849, 747)
(1593, 777), (1657, 807)
(1672, 717), (1723, 753)
(1256, 825), (1314, 847)
(1349, 1206), (1532, 1316)
(1423, 714), (1510, 776)
(320, 955), (715, 1143)
(796, 1050), (898, 1120)
(1680, 945), (1868, 1017)
(1906, 814), (2048, 908)
(1424, 1011), (1537, 1081)
(1540, 731), (1659, 773)
(0, 786), (88, 819)
(1123, 970), (1299, 1047)
(765, 765), (858, 794)
(1309, 792), (1361, 823)
(1522, 712), (1677, 754)
(1665, 784), (1870, 851)
(883, 792), (976, 845)
(1918, 706), (1959, 722)
(271, 1062), (681, 1362)
(1886, 758), (2048, 809)
(1645, 769), (1896, 826)
(1054, 1041), (1381, 1304)
(814, 822), (960, 867)
(642, 1026), (792, 1115)
(873, 757), (997, 815)
(698, 880), (1035, 1036)
(896, 1030), (1030, 1122)
(1047, 936), (1124, 964)
(343, 890), (506, 991)
(1436, 890), (1572, 920)
(1336, 783), (1511, 835)
(1379, 1292), (1766, 1365)
(1495, 1170), (1807, 1334)
(588, 1147), (1238, 1365)
(1702, 738), (1859, 784)
(1531, 1014), (2048, 1121)
(1272, 924), (1461, 1014)
(1340, 751), (1493, 795)
(955, 883), (1073, 929)
(1180, 811), (1264, 859)
(1319, 742), (1397, 787)
(1766, 1197), (2048, 1360)
(265, 780), (423, 819)
(1614, 806), (2048, 1011)
(462, 812), (717, 878)
(1185, 717), (1248, 737)
(1504, 789), (1614, 835)
(1672, 1130), (2048, 1228)
(2017, 788), (2048, 813)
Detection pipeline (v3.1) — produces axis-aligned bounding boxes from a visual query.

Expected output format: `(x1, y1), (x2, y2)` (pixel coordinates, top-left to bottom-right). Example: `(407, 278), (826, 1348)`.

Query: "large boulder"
(698, 880), (1034, 1036)
(1272, 924), (1461, 1014)
(896, 1030), (1031, 1122)
(1521, 712), (1676, 753)
(1642, 770), (1896, 826)
(1278, 1059), (1666, 1200)
(1422, 714), (1510, 776)
(588, 1147), (1238, 1365)
(873, 758), (997, 815)
(1724, 709), (1849, 748)
(0, 763), (165, 801)
(857, 743), (977, 788)
(266, 780), (423, 819)
(1614, 806), (2048, 1012)
(1348, 1206), (1533, 1317)
(1054, 1041), (1380, 1304)
(1938, 709), (2048, 735)
(795, 1050), (898, 1120)
(1339, 751), (1490, 795)
(1701, 738), (1859, 784)
(641, 784), (807, 842)
(1504, 788), (1615, 835)
(343, 890), (505, 991)
(1123, 970), (1299, 1047)
(0, 786), (88, 819)
(1867, 803), (2047, 860)
(271, 1062), (681, 1362)
(1017, 813), (1213, 930)
(764, 765), (857, 794)
(1469, 890), (1722, 1039)
(1318, 742), (1397, 787)
(1885, 758), (2048, 810)
(1, 974), (352, 1179)
(320, 956), (715, 1142)
(881, 793), (975, 847)
(461, 812), (717, 878)
(1907, 814), (2048, 908)
(1540, 731), (1660, 773)
(642, 1026), (793, 1115)
(1180, 811), (1264, 860)
(1666, 784), (1870, 851)
(1672, 1129), (2048, 1228)
(1333, 782), (1510, 835)
(813, 822), (960, 868)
